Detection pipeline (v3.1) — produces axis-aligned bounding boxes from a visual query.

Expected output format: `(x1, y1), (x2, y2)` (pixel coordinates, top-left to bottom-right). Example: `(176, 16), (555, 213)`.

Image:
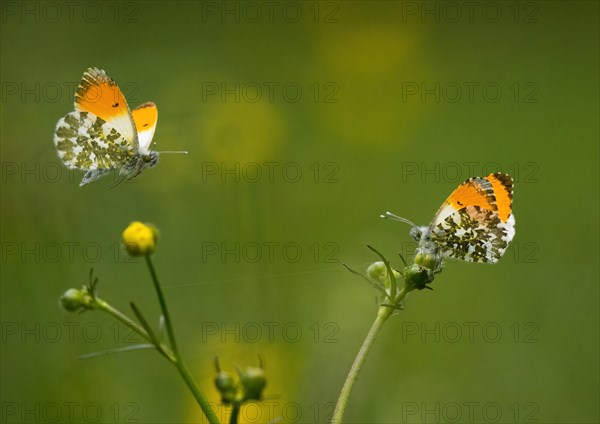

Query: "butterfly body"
(54, 68), (159, 186)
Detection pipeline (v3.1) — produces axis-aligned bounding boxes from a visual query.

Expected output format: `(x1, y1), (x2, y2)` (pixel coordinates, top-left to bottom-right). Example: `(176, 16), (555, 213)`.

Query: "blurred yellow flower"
(122, 221), (158, 256)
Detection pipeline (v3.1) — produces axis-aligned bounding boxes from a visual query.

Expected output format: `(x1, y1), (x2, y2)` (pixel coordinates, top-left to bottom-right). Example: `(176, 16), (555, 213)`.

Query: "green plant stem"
(95, 298), (151, 340)
(145, 255), (179, 354)
(144, 255), (220, 424)
(174, 359), (221, 424)
(230, 403), (241, 424)
(332, 287), (410, 424)
(94, 298), (175, 361)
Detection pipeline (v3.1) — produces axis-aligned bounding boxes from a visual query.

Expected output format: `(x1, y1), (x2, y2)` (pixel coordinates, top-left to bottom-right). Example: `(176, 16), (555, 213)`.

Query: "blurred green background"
(1, 1), (598, 423)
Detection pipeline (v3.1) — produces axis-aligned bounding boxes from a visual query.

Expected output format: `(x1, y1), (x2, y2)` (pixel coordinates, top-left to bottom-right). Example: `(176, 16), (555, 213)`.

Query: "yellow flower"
(122, 221), (158, 256)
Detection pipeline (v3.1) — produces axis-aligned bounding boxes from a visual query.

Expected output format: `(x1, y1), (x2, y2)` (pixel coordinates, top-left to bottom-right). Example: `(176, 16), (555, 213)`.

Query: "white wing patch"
(430, 206), (515, 263)
(54, 111), (133, 170)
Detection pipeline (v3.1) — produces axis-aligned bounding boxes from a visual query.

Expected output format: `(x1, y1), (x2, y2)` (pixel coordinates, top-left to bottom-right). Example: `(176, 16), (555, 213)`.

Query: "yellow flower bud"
(122, 221), (158, 256)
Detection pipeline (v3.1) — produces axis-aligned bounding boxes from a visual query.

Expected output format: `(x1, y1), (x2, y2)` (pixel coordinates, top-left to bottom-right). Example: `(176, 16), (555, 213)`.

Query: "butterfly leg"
(109, 173), (127, 189)
(118, 156), (145, 182)
(80, 169), (111, 186)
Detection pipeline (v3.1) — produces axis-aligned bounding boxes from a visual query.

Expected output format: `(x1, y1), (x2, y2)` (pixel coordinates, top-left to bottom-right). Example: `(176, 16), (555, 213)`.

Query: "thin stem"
(144, 255), (220, 424)
(94, 298), (175, 361)
(95, 298), (151, 341)
(332, 287), (410, 424)
(332, 306), (392, 423)
(145, 255), (179, 354)
(174, 360), (221, 424)
(230, 403), (241, 424)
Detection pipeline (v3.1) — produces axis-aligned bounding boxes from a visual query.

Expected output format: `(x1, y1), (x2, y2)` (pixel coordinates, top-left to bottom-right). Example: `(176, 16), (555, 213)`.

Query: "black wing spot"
(143, 123), (149, 127)
(457, 201), (464, 206)
(112, 102), (119, 107)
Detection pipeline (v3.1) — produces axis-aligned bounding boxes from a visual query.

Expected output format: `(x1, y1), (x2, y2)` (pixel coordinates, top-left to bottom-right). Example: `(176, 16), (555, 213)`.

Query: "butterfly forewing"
(485, 172), (514, 222)
(74, 67), (138, 147)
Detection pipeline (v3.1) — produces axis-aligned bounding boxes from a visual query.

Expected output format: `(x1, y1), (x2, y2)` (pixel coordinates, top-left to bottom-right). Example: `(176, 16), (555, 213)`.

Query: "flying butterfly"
(54, 67), (185, 186)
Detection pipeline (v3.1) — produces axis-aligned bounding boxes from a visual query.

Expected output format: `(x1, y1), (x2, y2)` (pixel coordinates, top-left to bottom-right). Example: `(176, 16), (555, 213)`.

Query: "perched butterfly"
(54, 67), (183, 186)
(383, 172), (515, 269)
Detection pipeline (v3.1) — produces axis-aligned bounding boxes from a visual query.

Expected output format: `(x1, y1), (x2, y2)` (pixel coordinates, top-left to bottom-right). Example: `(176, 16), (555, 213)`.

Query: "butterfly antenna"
(380, 211), (417, 228)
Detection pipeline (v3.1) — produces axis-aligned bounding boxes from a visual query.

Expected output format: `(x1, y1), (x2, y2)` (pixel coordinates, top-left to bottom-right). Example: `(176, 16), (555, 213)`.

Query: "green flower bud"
(404, 264), (435, 291)
(367, 261), (401, 288)
(239, 366), (266, 401)
(367, 261), (386, 281)
(214, 370), (237, 404)
(59, 287), (93, 312)
(413, 241), (443, 273)
(414, 252), (440, 272)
